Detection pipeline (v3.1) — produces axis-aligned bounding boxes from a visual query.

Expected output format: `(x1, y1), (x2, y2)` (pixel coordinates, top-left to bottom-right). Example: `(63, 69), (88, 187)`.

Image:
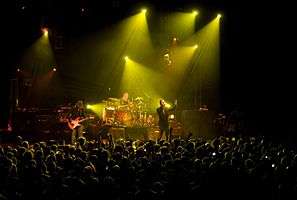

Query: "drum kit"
(103, 96), (155, 127)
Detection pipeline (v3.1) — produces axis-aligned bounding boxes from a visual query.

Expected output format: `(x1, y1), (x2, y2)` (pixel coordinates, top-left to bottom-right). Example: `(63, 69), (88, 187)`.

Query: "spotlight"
(42, 28), (48, 36)
(141, 8), (147, 14)
(53, 68), (57, 72)
(87, 104), (91, 109)
(124, 56), (129, 61)
(192, 10), (198, 16)
(17, 68), (21, 72)
(217, 13), (222, 19)
(194, 44), (198, 49)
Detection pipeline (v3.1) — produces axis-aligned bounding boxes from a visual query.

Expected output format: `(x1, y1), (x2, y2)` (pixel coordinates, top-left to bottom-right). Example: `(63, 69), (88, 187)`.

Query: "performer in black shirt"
(120, 92), (129, 105)
(156, 99), (177, 142)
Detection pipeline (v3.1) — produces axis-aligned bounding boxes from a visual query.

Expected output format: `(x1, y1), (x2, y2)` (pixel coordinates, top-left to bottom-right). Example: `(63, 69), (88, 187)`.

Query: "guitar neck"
(79, 118), (88, 122)
(79, 116), (94, 122)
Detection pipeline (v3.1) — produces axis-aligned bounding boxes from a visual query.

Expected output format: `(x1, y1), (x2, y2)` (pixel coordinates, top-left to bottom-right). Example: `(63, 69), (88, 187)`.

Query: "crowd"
(1, 134), (297, 199)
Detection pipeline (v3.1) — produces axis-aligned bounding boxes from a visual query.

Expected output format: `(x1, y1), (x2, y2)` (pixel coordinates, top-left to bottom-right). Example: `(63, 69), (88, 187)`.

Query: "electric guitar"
(67, 116), (94, 130)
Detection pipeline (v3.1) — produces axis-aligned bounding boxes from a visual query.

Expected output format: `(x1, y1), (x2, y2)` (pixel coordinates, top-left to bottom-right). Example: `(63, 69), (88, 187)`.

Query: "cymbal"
(106, 106), (116, 110)
(108, 98), (120, 102)
(118, 105), (129, 108)
(135, 97), (143, 101)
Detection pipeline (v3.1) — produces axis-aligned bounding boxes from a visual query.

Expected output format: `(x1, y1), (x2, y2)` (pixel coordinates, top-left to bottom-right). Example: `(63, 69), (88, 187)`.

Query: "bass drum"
(115, 110), (133, 126)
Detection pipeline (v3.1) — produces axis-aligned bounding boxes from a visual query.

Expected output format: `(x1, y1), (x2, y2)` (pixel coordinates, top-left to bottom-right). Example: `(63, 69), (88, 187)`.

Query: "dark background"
(1, 0), (296, 137)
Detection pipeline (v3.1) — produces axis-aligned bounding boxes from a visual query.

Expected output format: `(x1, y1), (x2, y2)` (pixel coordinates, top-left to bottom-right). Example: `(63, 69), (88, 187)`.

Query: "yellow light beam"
(177, 16), (221, 110)
(163, 11), (197, 41)
(86, 103), (106, 117)
(121, 57), (161, 103)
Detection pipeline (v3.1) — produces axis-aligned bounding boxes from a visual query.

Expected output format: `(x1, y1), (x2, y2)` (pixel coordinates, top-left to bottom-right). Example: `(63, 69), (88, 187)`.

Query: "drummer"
(120, 92), (129, 105)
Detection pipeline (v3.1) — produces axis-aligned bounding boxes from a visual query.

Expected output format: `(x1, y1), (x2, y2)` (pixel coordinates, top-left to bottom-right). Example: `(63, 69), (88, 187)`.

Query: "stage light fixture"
(192, 10), (198, 16)
(124, 56), (129, 61)
(42, 28), (48, 36)
(53, 68), (57, 72)
(194, 44), (198, 49)
(272, 164), (275, 168)
(141, 8), (147, 14)
(217, 14), (222, 19)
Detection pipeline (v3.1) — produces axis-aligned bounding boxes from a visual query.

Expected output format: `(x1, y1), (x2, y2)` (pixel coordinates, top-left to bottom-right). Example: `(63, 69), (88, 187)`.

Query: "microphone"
(107, 88), (111, 98)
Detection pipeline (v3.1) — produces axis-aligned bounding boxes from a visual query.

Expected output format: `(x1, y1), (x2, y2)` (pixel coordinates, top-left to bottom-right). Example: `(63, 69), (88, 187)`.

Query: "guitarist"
(67, 100), (86, 144)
